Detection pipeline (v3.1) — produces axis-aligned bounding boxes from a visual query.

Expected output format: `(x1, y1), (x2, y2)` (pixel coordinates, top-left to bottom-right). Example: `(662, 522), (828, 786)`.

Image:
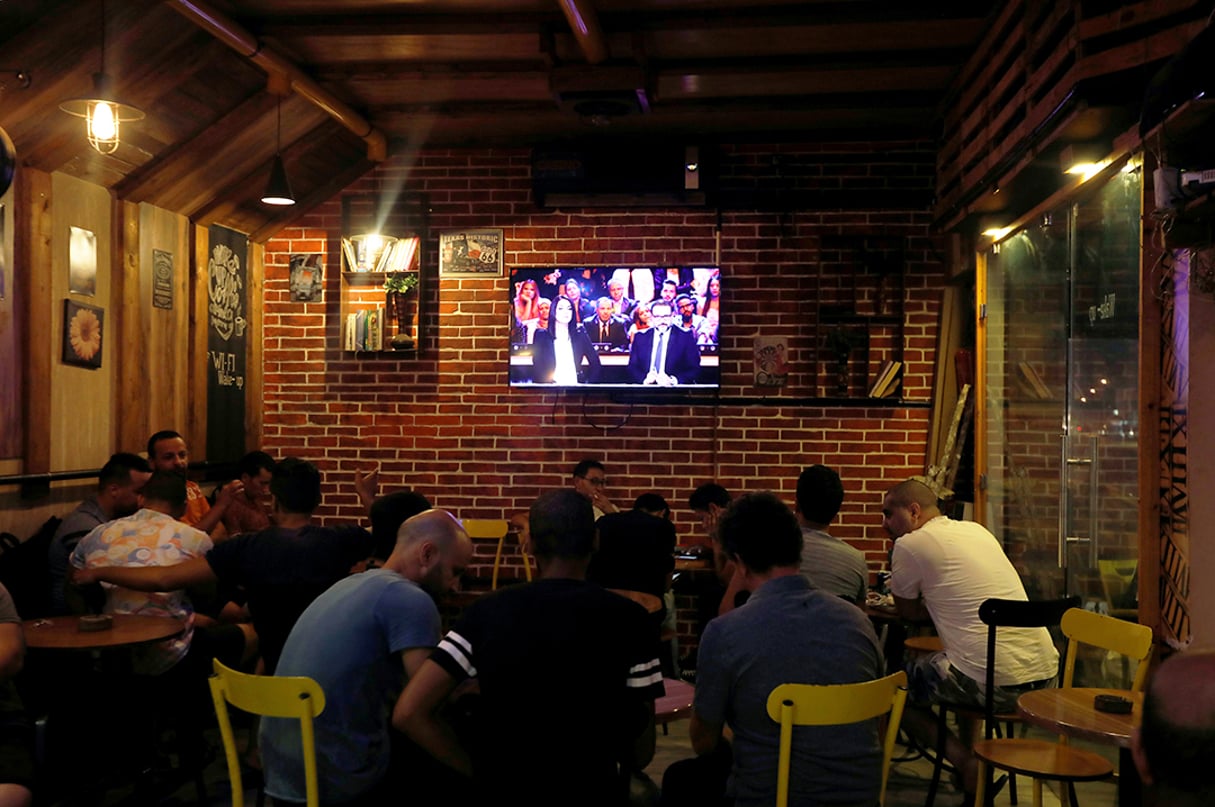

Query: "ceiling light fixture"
(58, 0), (143, 155)
(261, 96), (295, 206)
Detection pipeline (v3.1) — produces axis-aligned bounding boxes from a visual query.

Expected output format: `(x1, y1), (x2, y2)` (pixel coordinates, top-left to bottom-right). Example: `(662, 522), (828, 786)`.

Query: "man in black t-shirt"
(395, 489), (664, 807)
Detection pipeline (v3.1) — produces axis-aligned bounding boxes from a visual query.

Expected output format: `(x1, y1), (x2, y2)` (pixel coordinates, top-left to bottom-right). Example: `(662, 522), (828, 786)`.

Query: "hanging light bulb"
(261, 96), (296, 206)
(59, 1), (143, 155)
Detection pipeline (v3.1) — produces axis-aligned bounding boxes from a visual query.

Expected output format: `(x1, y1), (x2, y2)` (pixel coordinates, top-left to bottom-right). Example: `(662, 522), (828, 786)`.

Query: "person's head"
(708, 275), (721, 298)
(718, 491), (803, 576)
(551, 296), (575, 330)
(518, 278), (538, 302)
(796, 465), (845, 528)
(1133, 651), (1215, 805)
(237, 451), (276, 501)
(649, 300), (674, 332)
(147, 430), (189, 474)
(633, 493), (671, 520)
(537, 297), (551, 325)
(370, 490), (433, 560)
(571, 459), (606, 501)
(390, 509), (473, 597)
(609, 278), (626, 301)
(634, 302), (652, 328)
(528, 489), (595, 560)
(564, 278), (582, 302)
(269, 457), (322, 515)
(138, 470), (189, 520)
(689, 482), (731, 535)
(661, 279), (678, 301)
(676, 294), (696, 323)
(881, 479), (941, 539)
(97, 453), (153, 518)
(595, 297), (614, 322)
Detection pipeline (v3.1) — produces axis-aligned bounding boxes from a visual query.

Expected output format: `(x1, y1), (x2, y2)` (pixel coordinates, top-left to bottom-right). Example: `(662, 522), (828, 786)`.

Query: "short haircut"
(529, 489), (595, 560)
(633, 493), (670, 517)
(238, 451), (276, 479)
(675, 294), (694, 307)
(650, 300), (673, 315)
(885, 479), (939, 510)
(270, 457), (322, 514)
(146, 430), (183, 460)
(718, 491), (803, 573)
(370, 491), (433, 559)
(98, 453), (151, 491)
(689, 483), (730, 512)
(572, 459), (605, 479)
(1141, 675), (1215, 800)
(796, 465), (845, 525)
(662, 279), (678, 290)
(139, 470), (187, 510)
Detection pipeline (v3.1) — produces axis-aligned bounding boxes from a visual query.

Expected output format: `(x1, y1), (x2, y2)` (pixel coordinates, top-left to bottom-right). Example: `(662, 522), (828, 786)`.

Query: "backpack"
(0, 516), (61, 620)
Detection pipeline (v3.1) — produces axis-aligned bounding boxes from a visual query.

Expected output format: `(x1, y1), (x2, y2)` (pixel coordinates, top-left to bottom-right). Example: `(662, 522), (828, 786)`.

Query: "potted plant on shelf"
(384, 271), (419, 350)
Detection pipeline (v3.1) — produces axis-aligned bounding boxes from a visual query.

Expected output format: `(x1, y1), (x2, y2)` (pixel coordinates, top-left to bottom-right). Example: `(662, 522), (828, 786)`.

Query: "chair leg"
(924, 706), (949, 807)
(1003, 721), (1018, 805)
(1032, 778), (1043, 807)
(1067, 781), (1079, 807)
(975, 760), (987, 807)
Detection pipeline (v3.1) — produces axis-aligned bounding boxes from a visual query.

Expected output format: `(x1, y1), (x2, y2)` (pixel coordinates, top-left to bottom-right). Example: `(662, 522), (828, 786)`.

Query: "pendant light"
(261, 97), (295, 206)
(59, 0), (144, 155)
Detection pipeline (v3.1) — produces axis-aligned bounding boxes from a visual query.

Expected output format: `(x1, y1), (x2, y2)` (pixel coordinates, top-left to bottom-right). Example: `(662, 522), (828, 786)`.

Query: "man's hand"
(69, 566), (99, 587)
(590, 487), (618, 514)
(214, 480), (244, 509)
(355, 466), (380, 509)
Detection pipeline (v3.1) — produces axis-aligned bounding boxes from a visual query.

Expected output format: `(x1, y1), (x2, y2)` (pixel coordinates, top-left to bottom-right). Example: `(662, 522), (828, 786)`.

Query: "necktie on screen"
(652, 330), (668, 375)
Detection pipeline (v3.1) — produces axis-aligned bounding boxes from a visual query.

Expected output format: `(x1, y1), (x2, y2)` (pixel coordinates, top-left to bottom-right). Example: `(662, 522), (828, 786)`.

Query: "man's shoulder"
(54, 501), (106, 539)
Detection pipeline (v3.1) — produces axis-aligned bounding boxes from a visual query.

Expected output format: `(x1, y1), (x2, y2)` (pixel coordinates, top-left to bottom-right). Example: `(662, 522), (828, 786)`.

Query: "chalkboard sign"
(206, 225), (247, 463)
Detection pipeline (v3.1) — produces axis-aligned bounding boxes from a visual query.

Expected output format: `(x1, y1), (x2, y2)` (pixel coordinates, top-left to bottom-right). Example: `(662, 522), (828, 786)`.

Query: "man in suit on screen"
(627, 299), (701, 385)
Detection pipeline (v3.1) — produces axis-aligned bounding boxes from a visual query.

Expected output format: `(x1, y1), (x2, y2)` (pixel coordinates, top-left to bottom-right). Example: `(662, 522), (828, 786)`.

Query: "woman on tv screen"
(531, 296), (601, 384)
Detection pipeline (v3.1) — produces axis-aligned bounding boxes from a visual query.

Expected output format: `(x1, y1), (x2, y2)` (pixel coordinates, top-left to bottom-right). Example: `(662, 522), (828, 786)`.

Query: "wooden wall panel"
(138, 203), (190, 446)
(246, 242), (264, 449)
(0, 183), (19, 460)
(19, 168), (53, 475)
(49, 173), (112, 471)
(188, 223), (208, 459)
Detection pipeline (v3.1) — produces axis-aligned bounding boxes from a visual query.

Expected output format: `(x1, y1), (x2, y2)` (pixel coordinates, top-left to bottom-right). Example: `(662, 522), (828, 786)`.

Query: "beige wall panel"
(49, 173), (112, 472)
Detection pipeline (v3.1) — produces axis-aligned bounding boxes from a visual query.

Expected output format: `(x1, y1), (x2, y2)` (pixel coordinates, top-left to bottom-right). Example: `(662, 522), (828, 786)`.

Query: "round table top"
(903, 634), (945, 654)
(22, 614), (186, 650)
(1016, 687), (1141, 748)
(607, 588), (663, 614)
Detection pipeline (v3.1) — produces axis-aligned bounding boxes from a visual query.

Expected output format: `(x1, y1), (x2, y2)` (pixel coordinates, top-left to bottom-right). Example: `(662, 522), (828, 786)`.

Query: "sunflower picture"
(62, 299), (104, 368)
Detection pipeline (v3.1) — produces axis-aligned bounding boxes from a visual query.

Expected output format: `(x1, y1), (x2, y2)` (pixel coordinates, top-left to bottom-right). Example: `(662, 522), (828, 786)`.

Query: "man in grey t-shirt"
(796, 464), (869, 604)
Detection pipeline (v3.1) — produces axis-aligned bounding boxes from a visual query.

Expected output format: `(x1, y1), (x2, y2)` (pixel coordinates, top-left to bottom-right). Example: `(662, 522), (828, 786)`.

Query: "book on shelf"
(387, 236), (420, 273)
(341, 238), (360, 272)
(1016, 361), (1051, 399)
(868, 360), (902, 398)
(345, 313), (357, 351)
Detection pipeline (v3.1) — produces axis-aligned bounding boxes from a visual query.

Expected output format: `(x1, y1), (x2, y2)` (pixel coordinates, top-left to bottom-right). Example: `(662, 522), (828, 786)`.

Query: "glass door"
(981, 167), (1142, 687)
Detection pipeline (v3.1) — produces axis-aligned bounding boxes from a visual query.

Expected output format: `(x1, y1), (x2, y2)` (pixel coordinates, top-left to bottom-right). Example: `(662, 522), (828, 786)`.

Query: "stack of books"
(867, 360), (903, 398)
(345, 306), (385, 351)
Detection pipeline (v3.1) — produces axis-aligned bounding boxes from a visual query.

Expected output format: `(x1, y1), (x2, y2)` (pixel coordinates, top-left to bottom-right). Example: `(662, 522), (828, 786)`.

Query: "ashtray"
(1093, 694), (1133, 714)
(78, 614), (113, 632)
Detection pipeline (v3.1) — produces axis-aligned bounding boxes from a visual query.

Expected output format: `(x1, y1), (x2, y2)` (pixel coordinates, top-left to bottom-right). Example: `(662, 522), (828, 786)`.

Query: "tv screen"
(509, 266), (721, 389)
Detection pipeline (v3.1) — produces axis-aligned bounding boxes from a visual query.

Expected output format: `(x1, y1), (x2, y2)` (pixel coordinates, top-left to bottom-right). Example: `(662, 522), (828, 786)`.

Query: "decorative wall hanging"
(68, 226), (97, 296)
(62, 299), (104, 368)
(439, 228), (503, 276)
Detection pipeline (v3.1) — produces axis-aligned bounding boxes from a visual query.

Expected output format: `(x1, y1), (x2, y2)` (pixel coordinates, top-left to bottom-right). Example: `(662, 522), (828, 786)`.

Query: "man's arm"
(392, 657), (473, 777)
(0, 624), (24, 680)
(689, 709), (724, 756)
(624, 701), (656, 770)
(194, 482), (238, 539)
(72, 556), (216, 592)
(893, 594), (932, 623)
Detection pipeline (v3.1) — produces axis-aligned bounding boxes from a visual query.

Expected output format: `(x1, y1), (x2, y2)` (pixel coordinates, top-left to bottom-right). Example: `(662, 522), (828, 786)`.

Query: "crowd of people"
(511, 268), (720, 385)
(0, 442), (1207, 807)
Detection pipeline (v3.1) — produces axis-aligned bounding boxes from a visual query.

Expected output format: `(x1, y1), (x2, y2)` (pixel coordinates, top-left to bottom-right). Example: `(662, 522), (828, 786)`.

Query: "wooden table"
(22, 614), (185, 650)
(1017, 687), (1142, 806)
(656, 677), (695, 732)
(608, 588), (663, 614)
(902, 634), (944, 654)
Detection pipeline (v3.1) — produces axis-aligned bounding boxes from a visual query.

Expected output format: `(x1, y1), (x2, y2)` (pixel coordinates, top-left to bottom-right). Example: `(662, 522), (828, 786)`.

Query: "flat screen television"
(509, 266), (721, 389)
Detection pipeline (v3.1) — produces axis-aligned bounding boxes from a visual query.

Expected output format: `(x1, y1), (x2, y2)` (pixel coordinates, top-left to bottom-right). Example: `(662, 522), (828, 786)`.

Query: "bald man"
(1133, 650), (1215, 806)
(262, 509), (473, 806)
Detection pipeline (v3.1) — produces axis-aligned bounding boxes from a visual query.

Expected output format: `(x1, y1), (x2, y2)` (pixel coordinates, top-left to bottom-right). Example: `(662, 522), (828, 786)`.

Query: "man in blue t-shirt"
(261, 508), (473, 805)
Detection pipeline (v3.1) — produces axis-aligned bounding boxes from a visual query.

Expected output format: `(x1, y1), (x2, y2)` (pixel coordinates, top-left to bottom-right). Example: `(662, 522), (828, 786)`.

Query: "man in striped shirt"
(396, 489), (664, 807)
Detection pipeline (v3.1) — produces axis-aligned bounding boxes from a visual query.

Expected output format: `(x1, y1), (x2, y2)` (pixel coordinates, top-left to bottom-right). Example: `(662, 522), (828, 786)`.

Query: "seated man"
(584, 296), (630, 350)
(795, 465), (869, 604)
(572, 458), (618, 519)
(47, 452), (151, 615)
(74, 458), (375, 673)
(395, 489), (664, 807)
(218, 450), (276, 537)
(146, 429), (234, 539)
(587, 492), (677, 611)
(664, 491), (885, 807)
(627, 300), (701, 386)
(262, 510), (472, 806)
(883, 479), (1058, 804)
(0, 584), (33, 807)
(71, 471), (248, 676)
(1133, 650), (1215, 807)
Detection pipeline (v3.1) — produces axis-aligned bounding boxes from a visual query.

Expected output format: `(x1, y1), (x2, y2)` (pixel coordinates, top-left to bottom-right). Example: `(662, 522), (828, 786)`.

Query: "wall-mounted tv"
(509, 266), (721, 389)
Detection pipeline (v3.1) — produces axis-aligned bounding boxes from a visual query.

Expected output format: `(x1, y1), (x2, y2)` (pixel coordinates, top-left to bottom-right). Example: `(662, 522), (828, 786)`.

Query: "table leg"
(1118, 747), (1140, 807)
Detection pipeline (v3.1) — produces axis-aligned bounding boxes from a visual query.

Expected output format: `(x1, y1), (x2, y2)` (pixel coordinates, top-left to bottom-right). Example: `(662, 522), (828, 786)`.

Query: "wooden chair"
(971, 599), (1114, 807)
(209, 659), (327, 807)
(463, 518), (532, 590)
(1060, 605), (1152, 692)
(765, 671), (908, 807)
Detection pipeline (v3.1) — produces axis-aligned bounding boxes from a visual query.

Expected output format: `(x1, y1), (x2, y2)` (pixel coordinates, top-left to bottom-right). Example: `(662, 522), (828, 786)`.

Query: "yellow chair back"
(464, 518), (532, 589)
(765, 671), (908, 807)
(1060, 607), (1154, 691)
(208, 659), (326, 807)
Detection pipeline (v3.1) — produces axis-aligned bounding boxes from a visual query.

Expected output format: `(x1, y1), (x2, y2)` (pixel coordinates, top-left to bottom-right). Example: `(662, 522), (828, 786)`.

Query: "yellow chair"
(765, 671), (908, 807)
(1060, 606), (1154, 693)
(209, 659), (326, 807)
(464, 518), (532, 589)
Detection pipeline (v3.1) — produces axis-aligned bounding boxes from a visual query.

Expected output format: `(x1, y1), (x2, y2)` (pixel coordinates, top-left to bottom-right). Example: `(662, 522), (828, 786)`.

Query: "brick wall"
(261, 142), (946, 588)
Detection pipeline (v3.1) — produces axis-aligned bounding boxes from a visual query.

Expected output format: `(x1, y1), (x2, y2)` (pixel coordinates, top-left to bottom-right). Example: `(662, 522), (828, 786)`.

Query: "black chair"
(971, 596), (1114, 807)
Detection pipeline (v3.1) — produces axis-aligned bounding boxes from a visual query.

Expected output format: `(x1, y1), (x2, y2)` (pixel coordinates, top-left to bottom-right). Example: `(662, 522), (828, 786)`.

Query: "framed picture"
(62, 299), (104, 368)
(289, 253), (324, 302)
(439, 228), (503, 276)
(68, 225), (97, 296)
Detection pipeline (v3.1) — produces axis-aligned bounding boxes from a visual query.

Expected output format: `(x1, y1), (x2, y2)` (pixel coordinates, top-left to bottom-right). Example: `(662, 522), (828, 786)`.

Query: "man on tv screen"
(628, 299), (701, 386)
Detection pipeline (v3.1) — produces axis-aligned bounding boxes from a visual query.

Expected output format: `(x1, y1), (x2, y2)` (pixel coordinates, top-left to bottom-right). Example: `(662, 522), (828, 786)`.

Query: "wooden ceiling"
(0, 0), (999, 241)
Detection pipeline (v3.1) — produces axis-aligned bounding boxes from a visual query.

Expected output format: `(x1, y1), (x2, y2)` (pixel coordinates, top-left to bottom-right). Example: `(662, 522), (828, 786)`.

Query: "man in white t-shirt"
(883, 479), (1058, 804)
